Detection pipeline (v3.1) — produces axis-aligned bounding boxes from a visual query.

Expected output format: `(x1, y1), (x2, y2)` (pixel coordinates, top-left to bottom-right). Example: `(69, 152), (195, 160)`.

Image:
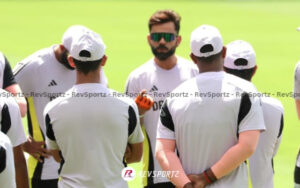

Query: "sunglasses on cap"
(150, 33), (176, 42)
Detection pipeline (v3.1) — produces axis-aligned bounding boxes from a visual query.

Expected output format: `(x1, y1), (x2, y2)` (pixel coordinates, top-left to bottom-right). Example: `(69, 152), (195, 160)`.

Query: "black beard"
(151, 45), (176, 61)
(60, 51), (74, 70)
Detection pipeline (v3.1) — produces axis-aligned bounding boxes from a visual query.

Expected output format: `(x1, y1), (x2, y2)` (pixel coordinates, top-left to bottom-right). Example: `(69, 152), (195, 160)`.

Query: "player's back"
(166, 71), (265, 188)
(249, 96), (284, 188)
(45, 83), (138, 188)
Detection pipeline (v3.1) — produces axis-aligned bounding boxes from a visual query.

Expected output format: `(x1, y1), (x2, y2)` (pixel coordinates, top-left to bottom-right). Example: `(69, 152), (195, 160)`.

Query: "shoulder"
(294, 61), (300, 81)
(108, 89), (137, 108)
(224, 73), (257, 93)
(13, 46), (53, 75)
(44, 93), (70, 115)
(176, 56), (198, 70)
(261, 96), (284, 114)
(127, 59), (155, 80)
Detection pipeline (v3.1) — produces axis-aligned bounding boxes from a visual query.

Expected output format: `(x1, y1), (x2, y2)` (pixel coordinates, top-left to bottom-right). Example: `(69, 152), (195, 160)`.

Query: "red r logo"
(124, 170), (133, 177)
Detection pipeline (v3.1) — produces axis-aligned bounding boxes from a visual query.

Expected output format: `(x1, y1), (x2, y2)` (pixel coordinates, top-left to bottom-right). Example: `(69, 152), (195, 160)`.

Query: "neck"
(197, 61), (224, 73)
(154, 55), (177, 70)
(76, 71), (100, 84)
(54, 45), (63, 63)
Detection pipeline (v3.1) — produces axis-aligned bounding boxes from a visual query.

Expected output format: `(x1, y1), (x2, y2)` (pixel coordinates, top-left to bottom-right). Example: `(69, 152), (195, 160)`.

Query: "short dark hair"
(196, 51), (223, 64)
(73, 58), (102, 75)
(224, 67), (256, 81)
(148, 9), (181, 34)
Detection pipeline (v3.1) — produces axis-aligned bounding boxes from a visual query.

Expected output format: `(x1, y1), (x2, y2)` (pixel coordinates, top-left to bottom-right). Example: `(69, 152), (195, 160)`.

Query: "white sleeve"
(239, 94), (266, 133)
(13, 56), (38, 96)
(156, 100), (175, 140)
(5, 97), (26, 147)
(43, 103), (60, 150)
(128, 103), (144, 144)
(294, 61), (300, 100)
(272, 113), (284, 157)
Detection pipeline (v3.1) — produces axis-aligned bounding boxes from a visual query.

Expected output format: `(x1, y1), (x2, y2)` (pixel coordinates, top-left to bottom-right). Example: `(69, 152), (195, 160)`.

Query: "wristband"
(204, 168), (217, 183)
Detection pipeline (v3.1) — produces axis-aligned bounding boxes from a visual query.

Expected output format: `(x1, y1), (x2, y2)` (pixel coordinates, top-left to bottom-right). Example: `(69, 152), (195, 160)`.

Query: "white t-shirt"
(45, 83), (144, 188)
(157, 71), (265, 188)
(294, 61), (300, 100)
(0, 88), (26, 147)
(125, 56), (198, 185)
(249, 96), (284, 188)
(0, 131), (16, 188)
(13, 45), (108, 180)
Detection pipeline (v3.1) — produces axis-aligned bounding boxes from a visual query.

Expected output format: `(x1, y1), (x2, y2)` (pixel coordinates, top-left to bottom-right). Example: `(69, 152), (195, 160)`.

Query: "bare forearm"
(211, 131), (259, 179)
(14, 97), (27, 117)
(156, 150), (190, 188)
(125, 143), (143, 164)
(211, 144), (251, 179)
(15, 161), (29, 188)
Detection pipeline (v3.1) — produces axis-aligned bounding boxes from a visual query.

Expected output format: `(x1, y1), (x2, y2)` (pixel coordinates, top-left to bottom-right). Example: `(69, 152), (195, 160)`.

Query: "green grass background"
(0, 0), (299, 187)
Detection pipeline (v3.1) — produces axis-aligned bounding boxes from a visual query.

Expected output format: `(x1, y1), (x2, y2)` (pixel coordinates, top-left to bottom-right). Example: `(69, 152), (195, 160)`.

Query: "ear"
(222, 46), (227, 58)
(59, 44), (66, 51)
(252, 65), (258, 77)
(147, 35), (151, 45)
(189, 53), (198, 64)
(67, 56), (76, 68)
(176, 35), (182, 47)
(100, 55), (107, 67)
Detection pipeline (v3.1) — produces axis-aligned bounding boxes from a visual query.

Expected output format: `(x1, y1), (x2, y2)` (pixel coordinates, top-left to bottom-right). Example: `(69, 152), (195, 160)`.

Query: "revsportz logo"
(122, 167), (179, 181)
(121, 167), (136, 181)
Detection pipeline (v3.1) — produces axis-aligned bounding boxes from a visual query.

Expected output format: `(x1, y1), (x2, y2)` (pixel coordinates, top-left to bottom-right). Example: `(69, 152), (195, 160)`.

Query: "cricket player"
(44, 30), (144, 188)
(0, 131), (16, 188)
(125, 9), (198, 188)
(13, 25), (108, 188)
(0, 88), (28, 188)
(0, 52), (27, 117)
(156, 25), (265, 188)
(293, 57), (300, 188)
(224, 40), (284, 188)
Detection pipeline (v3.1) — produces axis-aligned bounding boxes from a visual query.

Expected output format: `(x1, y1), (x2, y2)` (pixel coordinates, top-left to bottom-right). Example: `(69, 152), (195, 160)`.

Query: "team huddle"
(0, 9), (299, 188)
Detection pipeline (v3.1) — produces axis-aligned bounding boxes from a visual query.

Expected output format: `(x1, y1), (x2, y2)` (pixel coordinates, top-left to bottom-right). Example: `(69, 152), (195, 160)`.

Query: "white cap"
(190, 24), (223, 57)
(62, 25), (90, 51)
(70, 31), (106, 61)
(224, 40), (256, 70)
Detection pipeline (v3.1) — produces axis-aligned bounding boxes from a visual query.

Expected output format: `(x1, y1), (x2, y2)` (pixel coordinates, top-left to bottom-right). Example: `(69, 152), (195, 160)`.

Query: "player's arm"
(295, 100), (300, 120)
(22, 136), (51, 163)
(3, 56), (27, 117)
(155, 101), (193, 188)
(188, 130), (260, 187)
(5, 84), (27, 117)
(135, 89), (154, 125)
(125, 142), (143, 164)
(13, 144), (29, 188)
(125, 105), (144, 164)
(156, 138), (192, 188)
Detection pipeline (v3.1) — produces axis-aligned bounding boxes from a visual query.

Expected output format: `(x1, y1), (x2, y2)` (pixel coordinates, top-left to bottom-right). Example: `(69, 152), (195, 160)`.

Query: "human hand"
(22, 136), (51, 162)
(187, 174), (207, 188)
(135, 89), (154, 115)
